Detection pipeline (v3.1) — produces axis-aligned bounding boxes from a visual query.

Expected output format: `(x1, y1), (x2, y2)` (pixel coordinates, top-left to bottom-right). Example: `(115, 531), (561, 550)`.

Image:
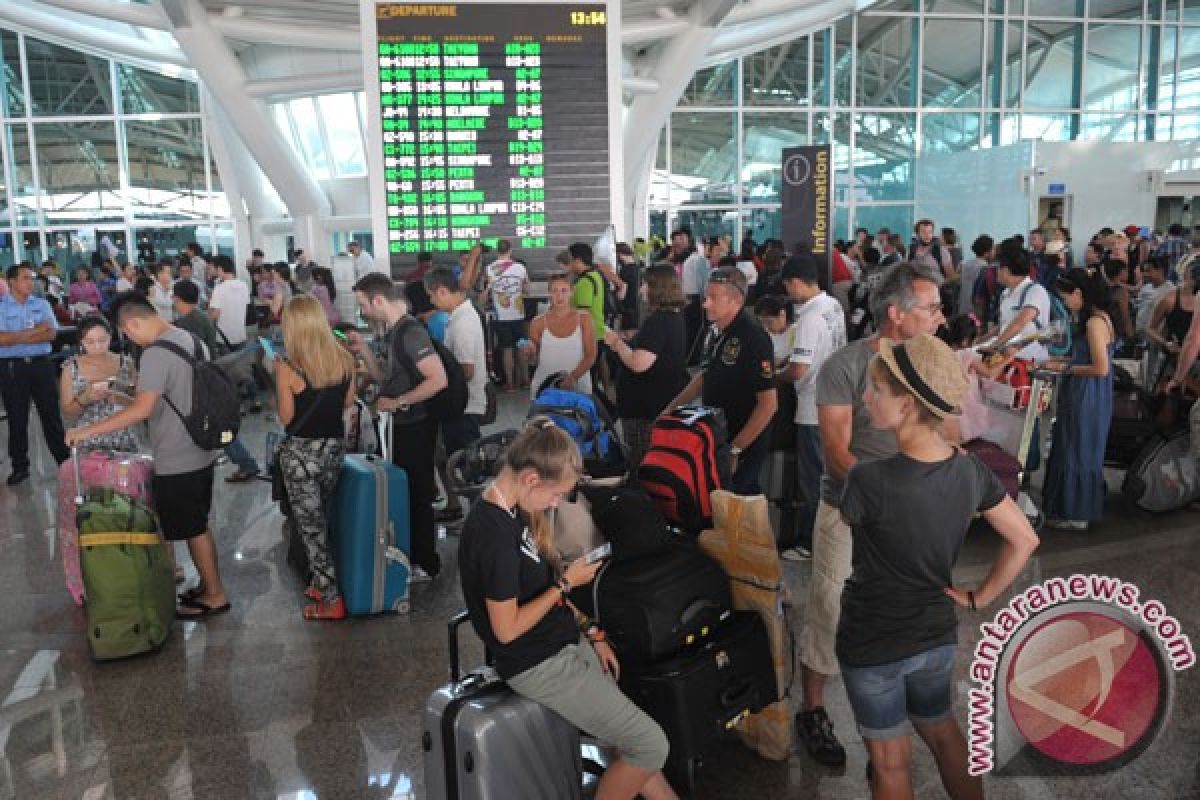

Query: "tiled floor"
(2, 397), (1199, 799)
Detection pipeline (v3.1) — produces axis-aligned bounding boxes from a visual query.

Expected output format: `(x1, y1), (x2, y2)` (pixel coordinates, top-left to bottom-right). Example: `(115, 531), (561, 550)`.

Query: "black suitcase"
(589, 545), (733, 665)
(620, 611), (779, 795)
(422, 612), (583, 800)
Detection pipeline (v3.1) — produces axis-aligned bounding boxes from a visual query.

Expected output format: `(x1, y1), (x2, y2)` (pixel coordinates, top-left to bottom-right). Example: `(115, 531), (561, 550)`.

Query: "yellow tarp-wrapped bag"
(698, 490), (792, 761)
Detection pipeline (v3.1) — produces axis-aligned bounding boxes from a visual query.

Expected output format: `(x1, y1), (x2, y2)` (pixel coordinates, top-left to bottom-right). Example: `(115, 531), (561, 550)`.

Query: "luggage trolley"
(976, 366), (1059, 530)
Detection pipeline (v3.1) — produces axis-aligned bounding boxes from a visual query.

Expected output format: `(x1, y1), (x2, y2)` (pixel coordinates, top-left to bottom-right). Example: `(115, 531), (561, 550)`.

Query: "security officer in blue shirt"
(0, 263), (69, 485)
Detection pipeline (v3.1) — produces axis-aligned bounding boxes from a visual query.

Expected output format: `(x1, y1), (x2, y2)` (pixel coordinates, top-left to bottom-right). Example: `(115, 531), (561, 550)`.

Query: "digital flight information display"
(363, 2), (618, 274)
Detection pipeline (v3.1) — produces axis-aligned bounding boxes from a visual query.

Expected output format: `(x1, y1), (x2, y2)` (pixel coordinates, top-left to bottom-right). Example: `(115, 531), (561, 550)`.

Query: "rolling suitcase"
(423, 611), (583, 800)
(1122, 428), (1200, 512)
(589, 544), (732, 666)
(619, 611), (779, 795)
(330, 453), (412, 615)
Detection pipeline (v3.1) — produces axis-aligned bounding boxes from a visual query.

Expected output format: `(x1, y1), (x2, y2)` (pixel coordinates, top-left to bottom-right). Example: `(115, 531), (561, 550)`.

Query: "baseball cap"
(1139, 226), (1152, 239)
(1123, 224), (1140, 237)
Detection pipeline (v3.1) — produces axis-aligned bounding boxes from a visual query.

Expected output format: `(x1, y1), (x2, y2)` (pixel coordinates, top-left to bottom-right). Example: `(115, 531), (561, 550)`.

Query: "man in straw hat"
(839, 333), (1039, 798)
(795, 261), (947, 767)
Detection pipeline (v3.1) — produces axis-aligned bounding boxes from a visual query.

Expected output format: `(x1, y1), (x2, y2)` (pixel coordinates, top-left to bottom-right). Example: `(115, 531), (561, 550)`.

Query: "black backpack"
(585, 268), (620, 327)
(147, 337), (241, 451)
(396, 318), (469, 421)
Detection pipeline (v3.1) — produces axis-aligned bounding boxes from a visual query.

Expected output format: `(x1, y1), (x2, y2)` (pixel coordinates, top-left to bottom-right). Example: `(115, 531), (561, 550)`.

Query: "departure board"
(362, 1), (620, 275)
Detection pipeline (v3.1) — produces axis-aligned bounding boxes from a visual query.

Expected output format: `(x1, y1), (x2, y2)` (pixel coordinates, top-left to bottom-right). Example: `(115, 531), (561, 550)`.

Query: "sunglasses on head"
(707, 271), (744, 294)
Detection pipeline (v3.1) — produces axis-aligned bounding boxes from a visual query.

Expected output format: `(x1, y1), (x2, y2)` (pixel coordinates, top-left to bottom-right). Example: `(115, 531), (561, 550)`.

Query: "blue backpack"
(530, 387), (614, 459)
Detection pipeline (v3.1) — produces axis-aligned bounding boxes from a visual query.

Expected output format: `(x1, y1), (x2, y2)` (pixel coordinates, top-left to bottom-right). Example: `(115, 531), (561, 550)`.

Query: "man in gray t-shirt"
(66, 293), (230, 621)
(794, 262), (945, 767)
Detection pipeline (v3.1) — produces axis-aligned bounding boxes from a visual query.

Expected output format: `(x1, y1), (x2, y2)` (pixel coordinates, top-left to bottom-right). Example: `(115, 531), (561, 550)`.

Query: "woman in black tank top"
(275, 296), (357, 620)
(1146, 267), (1197, 356)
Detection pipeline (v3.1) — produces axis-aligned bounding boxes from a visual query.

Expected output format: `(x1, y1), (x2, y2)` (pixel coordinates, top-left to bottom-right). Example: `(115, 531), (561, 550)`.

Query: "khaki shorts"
(507, 638), (669, 772)
(797, 499), (854, 677)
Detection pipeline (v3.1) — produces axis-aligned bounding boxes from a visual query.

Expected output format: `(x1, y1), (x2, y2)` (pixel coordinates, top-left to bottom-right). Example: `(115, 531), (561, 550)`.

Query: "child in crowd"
(837, 333), (1038, 800)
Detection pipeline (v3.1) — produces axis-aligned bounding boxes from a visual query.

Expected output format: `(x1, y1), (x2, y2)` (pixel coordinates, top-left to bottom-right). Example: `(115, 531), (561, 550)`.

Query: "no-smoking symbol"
(783, 153), (811, 186)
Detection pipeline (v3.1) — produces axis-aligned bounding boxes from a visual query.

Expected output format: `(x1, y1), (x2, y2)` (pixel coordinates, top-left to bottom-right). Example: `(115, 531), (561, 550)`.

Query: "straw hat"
(877, 334), (969, 419)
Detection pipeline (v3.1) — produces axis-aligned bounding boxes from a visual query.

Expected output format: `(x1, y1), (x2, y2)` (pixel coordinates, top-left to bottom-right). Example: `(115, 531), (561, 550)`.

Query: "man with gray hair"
(795, 261), (946, 766)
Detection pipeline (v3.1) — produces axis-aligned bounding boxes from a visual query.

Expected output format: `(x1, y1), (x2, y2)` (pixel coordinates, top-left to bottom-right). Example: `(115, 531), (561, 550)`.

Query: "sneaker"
(781, 546), (812, 562)
(410, 566), (435, 584)
(1046, 519), (1089, 531)
(796, 707), (847, 767)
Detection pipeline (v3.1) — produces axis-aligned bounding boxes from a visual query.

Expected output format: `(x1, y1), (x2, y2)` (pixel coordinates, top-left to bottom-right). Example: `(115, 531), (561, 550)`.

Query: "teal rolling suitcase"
(330, 454), (412, 615)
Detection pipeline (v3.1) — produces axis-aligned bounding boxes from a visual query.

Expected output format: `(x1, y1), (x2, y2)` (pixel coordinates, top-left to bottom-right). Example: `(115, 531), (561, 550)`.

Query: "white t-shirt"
(998, 277), (1051, 362)
(488, 259), (527, 321)
(444, 299), (489, 416)
(208, 277), (250, 346)
(352, 250), (381, 279)
(792, 292), (847, 425)
(768, 328), (794, 368)
(115, 277), (134, 293)
(150, 283), (174, 321)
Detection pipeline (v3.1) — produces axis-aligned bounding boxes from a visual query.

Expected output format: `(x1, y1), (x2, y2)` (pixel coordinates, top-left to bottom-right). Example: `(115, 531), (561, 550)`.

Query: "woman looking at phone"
(458, 419), (677, 800)
(60, 315), (138, 452)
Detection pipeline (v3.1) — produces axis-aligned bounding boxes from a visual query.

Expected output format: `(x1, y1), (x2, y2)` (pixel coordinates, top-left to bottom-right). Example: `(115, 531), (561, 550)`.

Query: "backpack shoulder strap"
(147, 337), (196, 365)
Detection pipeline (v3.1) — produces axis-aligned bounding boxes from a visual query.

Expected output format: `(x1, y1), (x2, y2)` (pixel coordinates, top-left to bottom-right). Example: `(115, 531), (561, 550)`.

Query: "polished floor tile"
(2, 400), (1199, 799)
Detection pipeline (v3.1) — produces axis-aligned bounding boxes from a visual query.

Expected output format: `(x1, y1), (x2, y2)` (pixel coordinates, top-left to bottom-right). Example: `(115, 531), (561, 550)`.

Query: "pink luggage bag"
(57, 450), (155, 605)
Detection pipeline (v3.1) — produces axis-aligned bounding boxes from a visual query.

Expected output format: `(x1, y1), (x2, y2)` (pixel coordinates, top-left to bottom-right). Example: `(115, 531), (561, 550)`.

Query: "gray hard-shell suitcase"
(422, 611), (583, 800)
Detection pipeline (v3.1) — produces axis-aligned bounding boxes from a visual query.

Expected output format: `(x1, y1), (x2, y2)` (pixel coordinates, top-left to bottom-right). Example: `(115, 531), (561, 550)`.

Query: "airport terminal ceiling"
(0, 0), (1197, 260)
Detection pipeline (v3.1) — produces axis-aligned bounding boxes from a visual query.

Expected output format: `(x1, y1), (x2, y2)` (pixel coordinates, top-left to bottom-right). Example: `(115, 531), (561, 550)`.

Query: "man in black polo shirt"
(666, 267), (778, 494)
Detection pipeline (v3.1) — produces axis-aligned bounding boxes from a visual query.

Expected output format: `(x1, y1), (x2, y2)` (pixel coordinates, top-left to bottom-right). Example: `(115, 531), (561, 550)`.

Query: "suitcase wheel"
(392, 600), (410, 614)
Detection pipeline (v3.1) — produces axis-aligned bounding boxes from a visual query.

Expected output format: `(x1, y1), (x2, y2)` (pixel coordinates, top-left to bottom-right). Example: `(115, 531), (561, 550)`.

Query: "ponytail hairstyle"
(502, 417), (583, 561)
(1055, 267), (1112, 328)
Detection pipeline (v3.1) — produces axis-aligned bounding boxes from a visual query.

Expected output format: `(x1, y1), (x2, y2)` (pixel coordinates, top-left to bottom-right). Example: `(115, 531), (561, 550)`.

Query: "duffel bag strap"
(79, 532), (163, 547)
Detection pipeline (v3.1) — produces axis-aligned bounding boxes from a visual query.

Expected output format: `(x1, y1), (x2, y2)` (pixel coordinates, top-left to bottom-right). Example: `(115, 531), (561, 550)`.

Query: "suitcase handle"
(680, 596), (718, 627)
(719, 679), (754, 711)
(71, 446), (85, 506)
(448, 609), (471, 683)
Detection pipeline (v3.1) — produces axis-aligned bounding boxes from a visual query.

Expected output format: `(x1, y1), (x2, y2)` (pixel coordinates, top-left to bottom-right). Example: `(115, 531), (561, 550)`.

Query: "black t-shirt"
(618, 260), (641, 330)
(458, 500), (579, 679)
(617, 310), (688, 421)
(836, 452), (1007, 667)
(700, 310), (775, 441)
(382, 318), (436, 424)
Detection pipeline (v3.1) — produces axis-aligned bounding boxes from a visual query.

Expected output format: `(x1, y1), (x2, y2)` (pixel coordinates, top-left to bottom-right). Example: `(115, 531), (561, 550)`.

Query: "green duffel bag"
(77, 490), (174, 661)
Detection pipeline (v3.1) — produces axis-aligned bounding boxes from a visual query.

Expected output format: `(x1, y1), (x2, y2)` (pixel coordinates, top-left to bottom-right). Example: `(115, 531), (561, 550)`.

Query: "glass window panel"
(855, 16), (916, 108)
(1085, 24), (1141, 111)
(213, 223), (235, 258)
(1005, 22), (1024, 107)
(1174, 112), (1200, 138)
(1091, 0), (1147, 17)
(678, 62), (738, 107)
(834, 206), (850, 243)
(45, 229), (100, 273)
(742, 113), (808, 203)
(1020, 112), (1076, 139)
(1, 30), (25, 117)
(1177, 29), (1200, 109)
(317, 93), (367, 177)
(34, 121), (123, 225)
(740, 207), (781, 246)
(24, 36), (114, 116)
(288, 97), (331, 179)
(813, 30), (833, 106)
(1027, 0), (1083, 15)
(649, 129), (669, 206)
(834, 17), (854, 106)
(1023, 22), (1080, 108)
(207, 144), (230, 219)
(852, 112), (915, 202)
(1080, 112), (1140, 140)
(929, 0), (985, 10)
(670, 112), (736, 205)
(124, 118), (208, 220)
(672, 209), (737, 242)
(743, 40), (810, 107)
(117, 64), (199, 115)
(131, 225), (199, 265)
(921, 112), (983, 153)
(832, 113), (852, 205)
(19, 231), (45, 265)
(813, 111), (832, 145)
(984, 20), (1007, 109)
(1150, 113), (1175, 140)
(852, 206), (914, 239)
(922, 20), (983, 109)
(3, 124), (37, 225)
(1186, 0), (1200, 20)
(0, 230), (16, 269)
(648, 210), (668, 243)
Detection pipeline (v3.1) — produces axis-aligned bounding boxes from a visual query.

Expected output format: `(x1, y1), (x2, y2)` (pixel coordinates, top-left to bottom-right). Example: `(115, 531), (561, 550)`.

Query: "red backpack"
(636, 407), (732, 534)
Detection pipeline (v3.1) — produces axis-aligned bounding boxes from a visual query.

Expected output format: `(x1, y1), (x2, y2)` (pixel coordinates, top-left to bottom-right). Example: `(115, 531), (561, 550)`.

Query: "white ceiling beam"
(209, 15), (360, 50)
(244, 69), (362, 100)
(0, 0), (188, 67)
(33, 0), (167, 28)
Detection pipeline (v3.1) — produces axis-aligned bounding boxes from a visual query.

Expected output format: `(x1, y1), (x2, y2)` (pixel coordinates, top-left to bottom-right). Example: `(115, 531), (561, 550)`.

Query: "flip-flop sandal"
(178, 586), (206, 603)
(176, 598), (232, 620)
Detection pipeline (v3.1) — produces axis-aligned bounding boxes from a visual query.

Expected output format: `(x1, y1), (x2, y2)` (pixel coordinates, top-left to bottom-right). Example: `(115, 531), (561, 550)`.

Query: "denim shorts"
(839, 643), (957, 740)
